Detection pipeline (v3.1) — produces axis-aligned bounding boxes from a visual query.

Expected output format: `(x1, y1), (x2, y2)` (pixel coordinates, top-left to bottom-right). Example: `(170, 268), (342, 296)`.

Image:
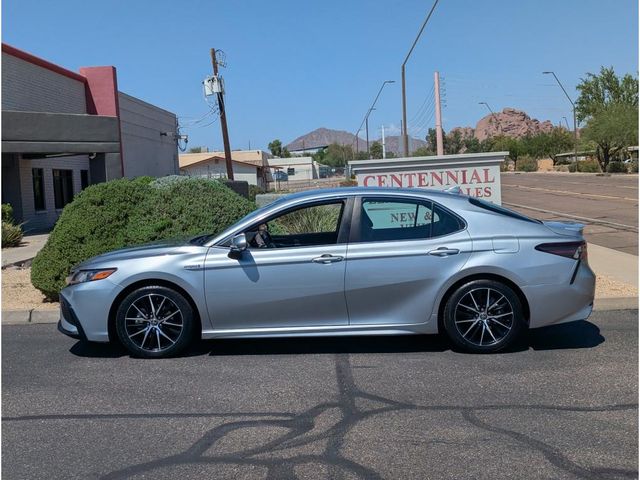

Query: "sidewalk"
(588, 243), (638, 289)
(1, 233), (49, 267)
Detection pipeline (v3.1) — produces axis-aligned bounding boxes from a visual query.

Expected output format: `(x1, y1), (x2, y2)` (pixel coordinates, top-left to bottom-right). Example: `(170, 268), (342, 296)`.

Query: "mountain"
(380, 135), (427, 155)
(286, 128), (426, 154)
(286, 128), (360, 151)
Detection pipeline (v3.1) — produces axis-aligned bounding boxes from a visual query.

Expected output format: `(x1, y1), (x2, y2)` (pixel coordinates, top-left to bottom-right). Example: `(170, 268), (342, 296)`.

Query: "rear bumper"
(523, 261), (596, 329)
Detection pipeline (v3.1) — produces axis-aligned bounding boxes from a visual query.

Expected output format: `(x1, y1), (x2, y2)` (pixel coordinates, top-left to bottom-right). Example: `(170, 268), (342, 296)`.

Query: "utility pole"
(434, 71), (444, 156)
(211, 48), (234, 180)
(381, 125), (386, 159)
(401, 0), (440, 157)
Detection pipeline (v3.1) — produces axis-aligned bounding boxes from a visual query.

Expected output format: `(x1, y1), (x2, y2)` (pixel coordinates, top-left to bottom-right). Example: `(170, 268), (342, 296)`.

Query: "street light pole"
(401, 0), (440, 157)
(479, 101), (502, 134)
(355, 80), (395, 159)
(543, 71), (578, 172)
(365, 107), (376, 158)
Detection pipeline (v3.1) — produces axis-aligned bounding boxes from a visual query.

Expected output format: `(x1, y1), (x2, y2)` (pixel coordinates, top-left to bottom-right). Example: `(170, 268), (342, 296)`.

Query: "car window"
(359, 198), (463, 242)
(246, 201), (344, 249)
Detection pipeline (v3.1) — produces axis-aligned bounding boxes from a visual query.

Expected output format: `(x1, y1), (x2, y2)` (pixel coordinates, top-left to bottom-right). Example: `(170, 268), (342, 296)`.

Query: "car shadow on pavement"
(68, 320), (604, 358)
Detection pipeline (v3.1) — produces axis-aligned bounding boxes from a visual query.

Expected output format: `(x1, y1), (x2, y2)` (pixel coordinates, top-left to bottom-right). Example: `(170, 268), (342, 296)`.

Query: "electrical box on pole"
(203, 75), (225, 96)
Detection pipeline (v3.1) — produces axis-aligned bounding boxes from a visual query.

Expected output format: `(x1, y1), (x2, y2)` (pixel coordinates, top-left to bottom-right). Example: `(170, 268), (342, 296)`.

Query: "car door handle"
(428, 247), (460, 257)
(312, 254), (344, 264)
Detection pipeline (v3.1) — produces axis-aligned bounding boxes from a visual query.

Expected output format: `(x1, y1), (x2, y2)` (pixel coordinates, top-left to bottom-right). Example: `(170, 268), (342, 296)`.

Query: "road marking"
(503, 180), (638, 190)
(503, 184), (638, 202)
(503, 202), (639, 232)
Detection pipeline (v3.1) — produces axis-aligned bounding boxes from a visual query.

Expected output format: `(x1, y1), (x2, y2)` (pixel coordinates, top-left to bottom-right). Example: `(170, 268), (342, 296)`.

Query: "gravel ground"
(1, 267), (58, 311)
(1, 266), (637, 312)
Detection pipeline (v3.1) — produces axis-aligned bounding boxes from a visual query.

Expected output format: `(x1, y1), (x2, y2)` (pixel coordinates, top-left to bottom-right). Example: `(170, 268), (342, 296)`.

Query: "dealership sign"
(349, 151), (508, 204)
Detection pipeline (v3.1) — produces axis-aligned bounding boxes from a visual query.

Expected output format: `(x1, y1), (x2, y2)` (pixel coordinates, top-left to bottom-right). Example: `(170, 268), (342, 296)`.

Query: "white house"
(179, 153), (263, 188)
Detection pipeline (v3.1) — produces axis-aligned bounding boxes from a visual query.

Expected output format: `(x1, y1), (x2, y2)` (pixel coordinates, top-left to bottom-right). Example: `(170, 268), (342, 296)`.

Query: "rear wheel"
(115, 286), (194, 358)
(443, 280), (524, 353)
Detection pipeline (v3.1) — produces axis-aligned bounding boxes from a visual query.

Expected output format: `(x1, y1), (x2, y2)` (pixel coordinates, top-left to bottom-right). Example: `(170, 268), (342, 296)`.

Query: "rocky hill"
(286, 128), (426, 154)
(472, 108), (554, 141)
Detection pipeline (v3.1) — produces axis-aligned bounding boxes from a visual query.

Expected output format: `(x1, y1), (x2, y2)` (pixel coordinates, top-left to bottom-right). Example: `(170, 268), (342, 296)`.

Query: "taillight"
(536, 241), (587, 262)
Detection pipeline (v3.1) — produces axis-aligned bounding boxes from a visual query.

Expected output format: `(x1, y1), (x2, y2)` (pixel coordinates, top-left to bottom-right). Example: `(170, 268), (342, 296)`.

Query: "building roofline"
(179, 154), (260, 169)
(2, 43), (87, 84)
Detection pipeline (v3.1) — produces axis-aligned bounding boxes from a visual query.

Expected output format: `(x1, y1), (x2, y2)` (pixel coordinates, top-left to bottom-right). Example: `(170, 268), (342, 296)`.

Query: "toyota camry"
(58, 187), (595, 357)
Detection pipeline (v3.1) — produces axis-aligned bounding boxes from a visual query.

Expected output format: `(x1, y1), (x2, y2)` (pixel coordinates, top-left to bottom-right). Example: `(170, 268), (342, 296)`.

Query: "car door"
(203, 198), (352, 330)
(345, 195), (472, 325)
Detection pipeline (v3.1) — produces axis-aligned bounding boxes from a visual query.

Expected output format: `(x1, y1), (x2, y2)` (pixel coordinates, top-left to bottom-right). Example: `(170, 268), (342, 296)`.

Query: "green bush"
(2, 203), (13, 223)
(606, 161), (627, 173)
(31, 177), (256, 300)
(629, 160), (638, 173)
(569, 159), (600, 173)
(2, 221), (23, 248)
(515, 156), (538, 172)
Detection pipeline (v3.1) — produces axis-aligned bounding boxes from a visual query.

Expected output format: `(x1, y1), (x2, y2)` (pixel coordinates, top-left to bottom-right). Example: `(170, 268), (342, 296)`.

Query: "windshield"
(191, 196), (290, 245)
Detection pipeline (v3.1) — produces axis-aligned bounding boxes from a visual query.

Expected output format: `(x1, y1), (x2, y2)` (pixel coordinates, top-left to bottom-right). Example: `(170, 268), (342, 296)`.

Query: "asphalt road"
(3, 311), (638, 480)
(501, 173), (638, 255)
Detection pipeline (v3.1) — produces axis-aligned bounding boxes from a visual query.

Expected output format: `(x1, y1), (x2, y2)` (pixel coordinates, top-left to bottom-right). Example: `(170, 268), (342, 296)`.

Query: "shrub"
(2, 203), (13, 223)
(31, 177), (256, 300)
(2, 221), (23, 248)
(606, 161), (627, 173)
(629, 160), (639, 173)
(339, 179), (358, 187)
(569, 159), (600, 173)
(515, 156), (537, 172)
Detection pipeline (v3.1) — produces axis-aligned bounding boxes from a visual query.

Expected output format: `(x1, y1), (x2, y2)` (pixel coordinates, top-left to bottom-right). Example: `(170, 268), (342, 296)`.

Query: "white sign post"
(349, 152), (507, 204)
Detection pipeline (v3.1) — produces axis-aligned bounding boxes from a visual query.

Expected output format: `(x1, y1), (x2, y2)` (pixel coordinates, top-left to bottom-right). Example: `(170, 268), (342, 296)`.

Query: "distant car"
(58, 188), (595, 358)
(272, 171), (288, 181)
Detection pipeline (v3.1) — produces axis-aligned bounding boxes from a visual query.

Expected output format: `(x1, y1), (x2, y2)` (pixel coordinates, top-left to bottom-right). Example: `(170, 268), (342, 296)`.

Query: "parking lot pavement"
(2, 310), (637, 480)
(501, 173), (638, 255)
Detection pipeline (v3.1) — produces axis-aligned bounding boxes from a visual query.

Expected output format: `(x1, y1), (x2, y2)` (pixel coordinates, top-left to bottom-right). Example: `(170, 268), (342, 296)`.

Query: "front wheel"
(443, 280), (524, 353)
(115, 286), (194, 358)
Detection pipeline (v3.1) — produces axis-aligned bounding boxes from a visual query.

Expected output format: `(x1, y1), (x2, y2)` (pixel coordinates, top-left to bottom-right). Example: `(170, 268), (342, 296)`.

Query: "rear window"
(468, 197), (541, 224)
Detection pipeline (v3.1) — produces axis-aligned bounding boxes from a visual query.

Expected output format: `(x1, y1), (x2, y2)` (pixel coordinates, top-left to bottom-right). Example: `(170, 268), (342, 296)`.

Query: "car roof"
(276, 187), (463, 203)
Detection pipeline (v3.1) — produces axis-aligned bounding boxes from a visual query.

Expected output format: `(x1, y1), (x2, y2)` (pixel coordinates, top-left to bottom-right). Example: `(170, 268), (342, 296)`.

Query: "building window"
(53, 169), (74, 209)
(32, 168), (45, 211)
(287, 167), (295, 176)
(81, 170), (89, 190)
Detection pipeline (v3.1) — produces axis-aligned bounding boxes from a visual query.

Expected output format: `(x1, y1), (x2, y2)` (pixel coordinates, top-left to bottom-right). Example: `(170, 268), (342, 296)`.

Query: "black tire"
(115, 285), (194, 358)
(443, 279), (524, 353)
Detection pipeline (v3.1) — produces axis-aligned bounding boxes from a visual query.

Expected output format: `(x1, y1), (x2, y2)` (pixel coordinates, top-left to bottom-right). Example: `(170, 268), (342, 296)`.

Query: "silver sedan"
(58, 187), (596, 357)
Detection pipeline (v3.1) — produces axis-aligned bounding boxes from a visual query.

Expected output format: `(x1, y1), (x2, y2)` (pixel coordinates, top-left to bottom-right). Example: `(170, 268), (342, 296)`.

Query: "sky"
(3, 0), (638, 151)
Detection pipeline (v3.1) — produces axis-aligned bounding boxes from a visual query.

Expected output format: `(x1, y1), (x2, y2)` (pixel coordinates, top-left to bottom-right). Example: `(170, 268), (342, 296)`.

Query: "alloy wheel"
(454, 288), (514, 347)
(124, 294), (184, 353)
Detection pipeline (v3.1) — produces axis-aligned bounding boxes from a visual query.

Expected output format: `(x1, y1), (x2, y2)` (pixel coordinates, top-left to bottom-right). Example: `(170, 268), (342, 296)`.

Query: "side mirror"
(230, 233), (248, 253)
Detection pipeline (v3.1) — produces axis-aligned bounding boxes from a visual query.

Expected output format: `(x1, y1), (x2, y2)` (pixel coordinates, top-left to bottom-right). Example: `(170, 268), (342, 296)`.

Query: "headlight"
(66, 268), (117, 285)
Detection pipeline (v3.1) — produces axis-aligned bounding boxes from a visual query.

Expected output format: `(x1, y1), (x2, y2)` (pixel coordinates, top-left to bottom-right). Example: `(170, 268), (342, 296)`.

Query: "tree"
(463, 137), (482, 153)
(575, 67), (639, 170)
(268, 139), (283, 157)
(282, 147), (291, 158)
(425, 128), (440, 153)
(444, 130), (464, 155)
(576, 67), (638, 123)
(582, 103), (638, 169)
(369, 141), (383, 159)
(188, 147), (204, 153)
(313, 143), (353, 167)
(411, 146), (433, 157)
(519, 128), (573, 164)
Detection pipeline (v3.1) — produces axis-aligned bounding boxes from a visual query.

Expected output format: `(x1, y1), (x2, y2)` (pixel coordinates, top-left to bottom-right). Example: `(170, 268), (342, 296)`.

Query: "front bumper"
(524, 260), (596, 329)
(58, 278), (123, 343)
(57, 295), (87, 340)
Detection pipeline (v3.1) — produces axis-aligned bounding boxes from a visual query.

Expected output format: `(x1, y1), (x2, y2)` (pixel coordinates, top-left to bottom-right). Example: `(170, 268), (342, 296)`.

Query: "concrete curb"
(2, 298), (638, 326)
(2, 309), (58, 325)
(593, 297), (638, 311)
